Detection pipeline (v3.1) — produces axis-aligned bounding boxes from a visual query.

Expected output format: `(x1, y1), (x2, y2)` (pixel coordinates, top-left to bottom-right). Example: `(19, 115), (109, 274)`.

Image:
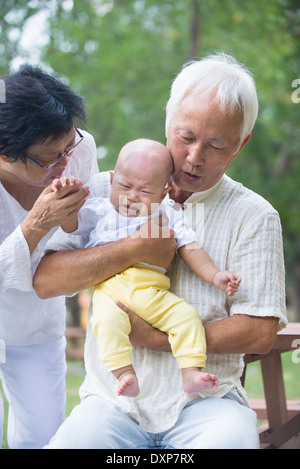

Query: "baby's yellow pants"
(91, 264), (206, 371)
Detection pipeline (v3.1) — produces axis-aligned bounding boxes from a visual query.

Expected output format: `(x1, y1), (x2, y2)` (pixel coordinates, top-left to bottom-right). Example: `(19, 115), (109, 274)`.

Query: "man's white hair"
(165, 52), (259, 143)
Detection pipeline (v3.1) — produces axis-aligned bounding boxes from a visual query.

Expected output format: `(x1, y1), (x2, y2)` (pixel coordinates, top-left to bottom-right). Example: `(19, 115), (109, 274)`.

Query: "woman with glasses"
(0, 64), (99, 449)
(0, 64), (176, 449)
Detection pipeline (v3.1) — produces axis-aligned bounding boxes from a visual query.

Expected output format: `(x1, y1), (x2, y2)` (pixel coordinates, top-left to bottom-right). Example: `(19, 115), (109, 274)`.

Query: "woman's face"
(1, 127), (77, 188)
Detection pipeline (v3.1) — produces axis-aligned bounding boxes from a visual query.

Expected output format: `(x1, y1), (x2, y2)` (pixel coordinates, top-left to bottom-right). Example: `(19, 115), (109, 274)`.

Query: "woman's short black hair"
(0, 63), (87, 162)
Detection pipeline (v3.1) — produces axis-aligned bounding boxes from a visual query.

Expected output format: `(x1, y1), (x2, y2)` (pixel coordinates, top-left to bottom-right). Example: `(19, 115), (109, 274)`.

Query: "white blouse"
(0, 130), (99, 348)
(79, 171), (287, 433)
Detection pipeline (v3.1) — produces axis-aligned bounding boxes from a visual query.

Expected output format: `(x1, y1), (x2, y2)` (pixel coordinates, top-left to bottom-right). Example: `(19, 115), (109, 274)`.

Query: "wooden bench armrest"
(243, 322), (300, 449)
(273, 322), (300, 351)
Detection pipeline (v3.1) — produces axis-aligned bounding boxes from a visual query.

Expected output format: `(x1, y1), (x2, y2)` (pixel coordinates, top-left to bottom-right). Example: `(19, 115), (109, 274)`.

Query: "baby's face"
(110, 166), (168, 217)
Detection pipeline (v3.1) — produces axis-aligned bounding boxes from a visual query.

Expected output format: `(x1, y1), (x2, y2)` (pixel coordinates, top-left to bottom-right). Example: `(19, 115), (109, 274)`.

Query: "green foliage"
(1, 0), (300, 316)
(43, 0), (192, 169)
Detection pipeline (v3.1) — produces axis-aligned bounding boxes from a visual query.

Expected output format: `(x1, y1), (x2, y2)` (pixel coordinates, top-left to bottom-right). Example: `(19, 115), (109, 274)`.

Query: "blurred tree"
(1, 0), (299, 319)
(42, 0), (191, 169)
(0, 0), (50, 74)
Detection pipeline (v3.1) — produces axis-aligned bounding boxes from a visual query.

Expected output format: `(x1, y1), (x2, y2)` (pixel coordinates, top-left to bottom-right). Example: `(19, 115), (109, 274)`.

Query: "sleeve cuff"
(0, 225), (33, 293)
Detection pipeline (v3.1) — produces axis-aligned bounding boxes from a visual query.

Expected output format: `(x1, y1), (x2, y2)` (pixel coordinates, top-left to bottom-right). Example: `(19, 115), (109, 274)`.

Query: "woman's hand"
(51, 176), (84, 233)
(21, 179), (89, 253)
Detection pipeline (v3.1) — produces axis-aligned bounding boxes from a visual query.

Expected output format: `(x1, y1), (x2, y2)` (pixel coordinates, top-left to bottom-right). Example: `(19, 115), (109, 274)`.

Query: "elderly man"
(35, 52), (287, 449)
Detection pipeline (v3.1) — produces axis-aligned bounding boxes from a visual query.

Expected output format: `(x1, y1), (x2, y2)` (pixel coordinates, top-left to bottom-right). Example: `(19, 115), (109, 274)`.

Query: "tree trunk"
(190, 0), (201, 59)
(287, 263), (300, 322)
(66, 294), (81, 326)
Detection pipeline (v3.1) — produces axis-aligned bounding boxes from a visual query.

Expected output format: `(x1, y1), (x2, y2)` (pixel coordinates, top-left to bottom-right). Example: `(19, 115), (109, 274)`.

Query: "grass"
(244, 350), (300, 400)
(1, 352), (299, 449)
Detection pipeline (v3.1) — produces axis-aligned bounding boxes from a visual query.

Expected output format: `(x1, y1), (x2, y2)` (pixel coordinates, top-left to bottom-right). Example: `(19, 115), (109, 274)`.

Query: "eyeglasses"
(24, 127), (84, 170)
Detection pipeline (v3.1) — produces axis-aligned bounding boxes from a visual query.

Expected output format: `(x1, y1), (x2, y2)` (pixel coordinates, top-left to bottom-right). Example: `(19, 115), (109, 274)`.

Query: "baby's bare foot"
(117, 373), (140, 397)
(182, 368), (219, 394)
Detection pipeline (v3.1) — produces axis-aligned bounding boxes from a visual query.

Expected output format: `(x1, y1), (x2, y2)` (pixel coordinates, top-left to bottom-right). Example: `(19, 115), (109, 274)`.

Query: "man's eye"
(181, 136), (194, 143)
(209, 144), (224, 151)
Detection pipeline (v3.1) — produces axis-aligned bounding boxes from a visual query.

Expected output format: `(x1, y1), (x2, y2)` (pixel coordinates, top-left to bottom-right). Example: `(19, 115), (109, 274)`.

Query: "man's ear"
(160, 185), (172, 202)
(232, 134), (251, 161)
(241, 133), (251, 148)
(109, 170), (114, 185)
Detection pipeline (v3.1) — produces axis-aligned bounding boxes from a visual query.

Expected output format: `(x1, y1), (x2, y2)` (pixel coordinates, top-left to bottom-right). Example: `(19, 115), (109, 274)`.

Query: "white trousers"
(0, 337), (67, 449)
(45, 390), (260, 449)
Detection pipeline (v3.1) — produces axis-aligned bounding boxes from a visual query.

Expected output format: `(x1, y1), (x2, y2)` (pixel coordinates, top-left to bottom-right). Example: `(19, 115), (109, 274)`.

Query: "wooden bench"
(65, 323), (300, 448)
(242, 322), (300, 449)
(65, 326), (85, 361)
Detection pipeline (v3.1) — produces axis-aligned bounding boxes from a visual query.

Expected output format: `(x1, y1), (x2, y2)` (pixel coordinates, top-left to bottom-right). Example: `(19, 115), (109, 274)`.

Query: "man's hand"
(116, 301), (171, 351)
(131, 218), (177, 270)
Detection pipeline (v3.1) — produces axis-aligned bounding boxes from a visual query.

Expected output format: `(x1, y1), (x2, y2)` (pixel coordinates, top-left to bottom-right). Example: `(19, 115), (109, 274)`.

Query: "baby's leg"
(92, 286), (138, 397)
(112, 365), (140, 398)
(181, 368), (219, 394)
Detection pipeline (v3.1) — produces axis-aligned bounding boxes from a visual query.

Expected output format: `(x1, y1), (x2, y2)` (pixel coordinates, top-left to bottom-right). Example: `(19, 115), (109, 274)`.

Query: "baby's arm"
(51, 176), (83, 233)
(178, 242), (241, 296)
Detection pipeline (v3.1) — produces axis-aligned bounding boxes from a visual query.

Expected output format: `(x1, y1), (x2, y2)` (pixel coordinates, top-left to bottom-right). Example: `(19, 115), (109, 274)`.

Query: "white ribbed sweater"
(80, 171), (287, 433)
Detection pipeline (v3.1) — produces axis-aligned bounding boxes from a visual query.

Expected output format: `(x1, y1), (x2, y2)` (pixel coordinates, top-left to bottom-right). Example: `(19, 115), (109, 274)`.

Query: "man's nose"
(187, 143), (205, 166)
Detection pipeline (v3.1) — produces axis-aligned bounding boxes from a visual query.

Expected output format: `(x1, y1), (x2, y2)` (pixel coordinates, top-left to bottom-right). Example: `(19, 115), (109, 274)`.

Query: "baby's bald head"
(110, 139), (174, 217)
(114, 139), (173, 188)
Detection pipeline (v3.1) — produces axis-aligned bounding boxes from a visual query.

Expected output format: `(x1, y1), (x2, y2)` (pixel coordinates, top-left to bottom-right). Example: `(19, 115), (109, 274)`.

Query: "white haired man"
(35, 53), (287, 449)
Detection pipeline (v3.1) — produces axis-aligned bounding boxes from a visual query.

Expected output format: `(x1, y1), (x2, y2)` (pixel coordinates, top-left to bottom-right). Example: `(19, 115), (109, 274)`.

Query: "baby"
(49, 139), (241, 398)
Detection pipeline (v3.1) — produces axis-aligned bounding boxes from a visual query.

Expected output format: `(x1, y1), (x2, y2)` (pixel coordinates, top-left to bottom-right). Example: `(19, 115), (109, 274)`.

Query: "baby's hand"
(212, 271), (242, 296)
(51, 176), (88, 233)
(51, 175), (83, 196)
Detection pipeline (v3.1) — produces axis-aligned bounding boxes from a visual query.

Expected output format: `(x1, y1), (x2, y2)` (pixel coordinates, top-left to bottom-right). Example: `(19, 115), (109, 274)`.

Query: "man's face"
(166, 92), (246, 194)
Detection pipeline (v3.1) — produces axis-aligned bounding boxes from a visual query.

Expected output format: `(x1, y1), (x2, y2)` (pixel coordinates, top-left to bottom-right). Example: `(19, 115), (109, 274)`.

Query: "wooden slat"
(249, 398), (300, 421)
(65, 326), (86, 339)
(260, 351), (289, 430)
(65, 326), (85, 362)
(261, 413), (300, 449)
(66, 348), (84, 361)
(273, 322), (300, 351)
(243, 322), (300, 449)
